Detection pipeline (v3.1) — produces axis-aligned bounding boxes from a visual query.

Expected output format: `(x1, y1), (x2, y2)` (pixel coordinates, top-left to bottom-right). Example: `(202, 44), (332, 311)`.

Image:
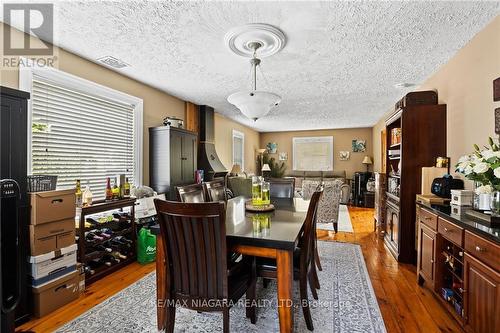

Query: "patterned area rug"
(316, 205), (354, 232)
(57, 242), (386, 333)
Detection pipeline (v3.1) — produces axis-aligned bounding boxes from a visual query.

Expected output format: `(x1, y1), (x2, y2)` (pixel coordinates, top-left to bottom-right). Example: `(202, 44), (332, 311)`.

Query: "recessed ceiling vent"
(97, 56), (129, 69)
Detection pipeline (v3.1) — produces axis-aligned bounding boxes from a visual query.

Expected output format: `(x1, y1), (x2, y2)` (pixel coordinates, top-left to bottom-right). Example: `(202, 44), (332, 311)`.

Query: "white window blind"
(31, 77), (135, 200)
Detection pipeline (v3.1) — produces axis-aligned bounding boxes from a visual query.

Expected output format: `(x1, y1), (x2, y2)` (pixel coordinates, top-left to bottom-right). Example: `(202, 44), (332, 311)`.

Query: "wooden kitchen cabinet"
(385, 200), (400, 258)
(417, 222), (437, 287)
(463, 253), (500, 333)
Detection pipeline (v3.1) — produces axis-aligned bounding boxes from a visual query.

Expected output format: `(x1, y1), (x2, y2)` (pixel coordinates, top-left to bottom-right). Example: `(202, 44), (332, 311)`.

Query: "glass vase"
(490, 191), (500, 217)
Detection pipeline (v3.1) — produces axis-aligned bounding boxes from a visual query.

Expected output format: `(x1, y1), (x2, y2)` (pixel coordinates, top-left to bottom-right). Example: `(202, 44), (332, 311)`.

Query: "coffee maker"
(0, 180), (21, 332)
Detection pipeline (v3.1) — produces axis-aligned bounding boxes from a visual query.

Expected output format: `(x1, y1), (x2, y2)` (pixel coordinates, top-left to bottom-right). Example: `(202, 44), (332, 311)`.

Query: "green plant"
(262, 153), (287, 178)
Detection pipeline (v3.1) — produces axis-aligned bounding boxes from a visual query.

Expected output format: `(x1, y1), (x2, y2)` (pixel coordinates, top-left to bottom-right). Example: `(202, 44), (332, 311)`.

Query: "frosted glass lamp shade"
(228, 91), (281, 120)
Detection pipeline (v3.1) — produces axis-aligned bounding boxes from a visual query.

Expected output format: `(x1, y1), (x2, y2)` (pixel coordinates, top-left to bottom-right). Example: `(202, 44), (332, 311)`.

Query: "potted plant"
(455, 137), (500, 213)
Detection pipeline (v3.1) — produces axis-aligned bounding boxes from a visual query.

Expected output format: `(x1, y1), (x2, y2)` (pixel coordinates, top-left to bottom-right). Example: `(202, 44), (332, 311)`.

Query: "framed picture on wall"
(339, 151), (350, 161)
(279, 152), (288, 161)
(352, 139), (366, 152)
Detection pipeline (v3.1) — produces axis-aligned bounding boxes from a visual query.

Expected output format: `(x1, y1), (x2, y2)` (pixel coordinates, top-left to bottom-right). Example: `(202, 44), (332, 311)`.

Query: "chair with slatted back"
(154, 200), (256, 333)
(256, 186), (323, 331)
(203, 178), (227, 202)
(176, 183), (205, 202)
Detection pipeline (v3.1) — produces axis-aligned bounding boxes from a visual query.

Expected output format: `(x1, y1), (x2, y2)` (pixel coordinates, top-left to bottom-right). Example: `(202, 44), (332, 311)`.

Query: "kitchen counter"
(416, 201), (500, 244)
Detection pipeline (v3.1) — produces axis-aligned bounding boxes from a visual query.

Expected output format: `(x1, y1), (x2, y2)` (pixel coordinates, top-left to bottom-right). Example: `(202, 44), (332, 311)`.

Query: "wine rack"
(76, 198), (136, 285)
(437, 238), (465, 321)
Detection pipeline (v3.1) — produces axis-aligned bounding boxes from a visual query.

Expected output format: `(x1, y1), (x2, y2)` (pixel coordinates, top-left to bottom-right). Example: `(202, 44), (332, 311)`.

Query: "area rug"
(57, 242), (385, 333)
(316, 205), (354, 232)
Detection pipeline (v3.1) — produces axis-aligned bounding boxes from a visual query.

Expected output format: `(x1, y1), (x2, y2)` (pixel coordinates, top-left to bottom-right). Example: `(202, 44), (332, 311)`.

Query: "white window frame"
(19, 59), (144, 186)
(292, 136), (334, 171)
(232, 129), (245, 170)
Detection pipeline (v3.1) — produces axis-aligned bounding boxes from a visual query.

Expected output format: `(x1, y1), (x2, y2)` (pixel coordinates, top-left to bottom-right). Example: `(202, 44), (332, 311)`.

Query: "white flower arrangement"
(455, 137), (500, 194)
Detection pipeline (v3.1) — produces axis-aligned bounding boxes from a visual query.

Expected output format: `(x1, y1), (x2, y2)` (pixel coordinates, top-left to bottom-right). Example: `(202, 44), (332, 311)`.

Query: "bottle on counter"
(105, 177), (113, 201)
(75, 179), (83, 208)
(112, 177), (120, 200)
(123, 177), (131, 198)
(83, 181), (93, 206)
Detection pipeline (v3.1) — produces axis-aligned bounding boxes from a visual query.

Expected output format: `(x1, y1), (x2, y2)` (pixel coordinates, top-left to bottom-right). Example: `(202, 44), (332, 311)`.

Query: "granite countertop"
(416, 201), (500, 244)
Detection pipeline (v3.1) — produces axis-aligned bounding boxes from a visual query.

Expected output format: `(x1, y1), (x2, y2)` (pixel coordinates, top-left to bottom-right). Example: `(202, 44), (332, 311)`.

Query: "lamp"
(362, 156), (373, 172)
(227, 42), (281, 121)
(230, 164), (242, 176)
(256, 148), (267, 176)
(261, 163), (271, 179)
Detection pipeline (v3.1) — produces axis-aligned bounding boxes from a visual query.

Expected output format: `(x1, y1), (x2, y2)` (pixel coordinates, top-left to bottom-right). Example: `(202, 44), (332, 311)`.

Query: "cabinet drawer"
(419, 208), (438, 230)
(438, 217), (463, 246)
(465, 231), (500, 270)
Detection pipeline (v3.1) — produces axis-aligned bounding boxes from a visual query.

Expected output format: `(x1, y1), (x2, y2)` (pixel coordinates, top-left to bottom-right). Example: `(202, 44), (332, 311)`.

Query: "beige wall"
(372, 16), (500, 180)
(1, 23), (186, 185)
(214, 113), (260, 174)
(260, 128), (373, 179)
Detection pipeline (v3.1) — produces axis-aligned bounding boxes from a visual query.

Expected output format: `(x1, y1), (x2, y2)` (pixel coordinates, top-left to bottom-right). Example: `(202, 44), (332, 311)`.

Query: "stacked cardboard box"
(28, 189), (80, 317)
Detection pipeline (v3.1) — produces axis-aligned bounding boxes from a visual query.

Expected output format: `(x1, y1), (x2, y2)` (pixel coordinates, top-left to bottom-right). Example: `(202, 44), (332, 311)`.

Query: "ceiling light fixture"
(226, 24), (285, 121)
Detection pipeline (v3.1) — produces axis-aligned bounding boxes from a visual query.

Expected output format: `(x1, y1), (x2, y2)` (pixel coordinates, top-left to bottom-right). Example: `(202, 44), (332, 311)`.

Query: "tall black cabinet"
(0, 86), (31, 328)
(149, 126), (197, 200)
(353, 171), (372, 206)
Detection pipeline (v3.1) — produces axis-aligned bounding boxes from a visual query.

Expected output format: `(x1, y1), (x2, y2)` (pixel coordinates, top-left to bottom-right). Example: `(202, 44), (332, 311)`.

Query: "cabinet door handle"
(430, 259), (434, 263)
(424, 217), (432, 220)
(444, 227), (450, 232)
(475, 245), (485, 252)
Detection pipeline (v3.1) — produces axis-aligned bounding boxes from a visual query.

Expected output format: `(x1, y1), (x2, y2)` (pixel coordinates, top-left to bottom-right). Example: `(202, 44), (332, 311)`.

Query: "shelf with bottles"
(76, 195), (136, 285)
(438, 238), (465, 319)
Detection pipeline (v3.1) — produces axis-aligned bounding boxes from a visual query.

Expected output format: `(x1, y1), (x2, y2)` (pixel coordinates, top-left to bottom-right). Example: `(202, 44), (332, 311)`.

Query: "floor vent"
(97, 56), (129, 69)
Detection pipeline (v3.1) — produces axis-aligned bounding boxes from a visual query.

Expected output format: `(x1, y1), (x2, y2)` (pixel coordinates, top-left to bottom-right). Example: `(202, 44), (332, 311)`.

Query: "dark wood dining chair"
(256, 186), (323, 331)
(154, 199), (257, 333)
(176, 183), (206, 203)
(203, 178), (227, 202)
(269, 177), (295, 198)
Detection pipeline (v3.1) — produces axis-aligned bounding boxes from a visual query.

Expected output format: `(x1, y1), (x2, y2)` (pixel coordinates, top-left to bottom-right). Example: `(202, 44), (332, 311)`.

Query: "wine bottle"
(75, 179), (83, 208)
(105, 177), (113, 201)
(85, 232), (104, 241)
(111, 251), (127, 260)
(114, 235), (133, 244)
(123, 177), (131, 198)
(112, 177), (120, 200)
(83, 265), (95, 276)
(95, 244), (112, 253)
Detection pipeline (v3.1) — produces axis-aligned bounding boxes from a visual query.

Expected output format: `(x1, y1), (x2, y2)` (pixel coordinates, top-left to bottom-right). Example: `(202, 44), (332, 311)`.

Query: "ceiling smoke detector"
(97, 56), (129, 69)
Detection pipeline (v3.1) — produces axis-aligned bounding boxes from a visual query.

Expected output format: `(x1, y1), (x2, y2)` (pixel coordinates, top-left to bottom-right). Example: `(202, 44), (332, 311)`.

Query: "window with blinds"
(31, 77), (135, 200)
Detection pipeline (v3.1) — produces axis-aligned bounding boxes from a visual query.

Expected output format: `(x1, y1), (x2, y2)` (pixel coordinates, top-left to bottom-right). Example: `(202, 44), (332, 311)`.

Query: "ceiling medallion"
(226, 24), (285, 121)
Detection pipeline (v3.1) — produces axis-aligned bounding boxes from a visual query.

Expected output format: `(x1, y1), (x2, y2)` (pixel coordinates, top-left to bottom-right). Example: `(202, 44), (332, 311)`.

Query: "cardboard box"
(29, 219), (75, 256)
(28, 244), (78, 286)
(32, 271), (79, 318)
(31, 189), (75, 225)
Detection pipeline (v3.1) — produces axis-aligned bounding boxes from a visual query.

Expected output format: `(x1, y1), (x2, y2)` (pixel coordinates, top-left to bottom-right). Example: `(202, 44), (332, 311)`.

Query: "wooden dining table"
(153, 196), (309, 333)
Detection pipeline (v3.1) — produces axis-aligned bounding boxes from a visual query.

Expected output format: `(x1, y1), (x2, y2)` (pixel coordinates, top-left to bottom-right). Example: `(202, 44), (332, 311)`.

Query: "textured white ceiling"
(5, 1), (500, 131)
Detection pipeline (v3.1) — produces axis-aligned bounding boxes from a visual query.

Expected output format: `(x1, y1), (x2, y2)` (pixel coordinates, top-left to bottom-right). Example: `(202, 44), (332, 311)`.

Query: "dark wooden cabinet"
(417, 223), (437, 287)
(385, 200), (400, 256)
(0, 86), (31, 325)
(417, 206), (499, 333)
(374, 172), (386, 236)
(385, 91), (446, 263)
(464, 253), (500, 333)
(149, 126), (197, 200)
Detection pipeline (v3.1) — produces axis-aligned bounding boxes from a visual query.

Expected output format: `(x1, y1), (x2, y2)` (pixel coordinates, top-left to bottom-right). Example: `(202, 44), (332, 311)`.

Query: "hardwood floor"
(18, 206), (462, 333)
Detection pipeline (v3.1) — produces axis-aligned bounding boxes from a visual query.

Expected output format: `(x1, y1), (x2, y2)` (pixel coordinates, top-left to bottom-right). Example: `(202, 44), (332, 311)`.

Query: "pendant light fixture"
(225, 24), (286, 121)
